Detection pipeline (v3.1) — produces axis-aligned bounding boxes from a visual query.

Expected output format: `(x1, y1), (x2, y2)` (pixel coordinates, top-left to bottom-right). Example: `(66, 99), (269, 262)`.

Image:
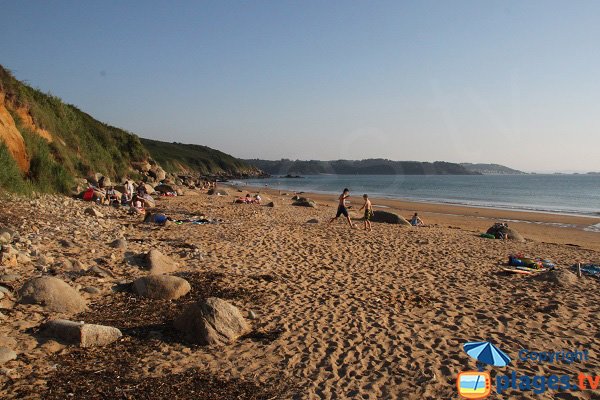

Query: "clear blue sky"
(2, 1), (599, 172)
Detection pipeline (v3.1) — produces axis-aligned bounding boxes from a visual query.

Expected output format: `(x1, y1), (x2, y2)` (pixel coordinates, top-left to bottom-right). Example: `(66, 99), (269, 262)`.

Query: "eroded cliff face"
(0, 91), (29, 172)
(0, 91), (54, 173)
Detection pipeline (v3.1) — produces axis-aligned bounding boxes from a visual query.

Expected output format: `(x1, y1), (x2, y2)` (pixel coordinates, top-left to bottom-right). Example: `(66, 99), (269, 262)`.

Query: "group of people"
(328, 188), (425, 231)
(234, 193), (262, 204)
(85, 178), (151, 214)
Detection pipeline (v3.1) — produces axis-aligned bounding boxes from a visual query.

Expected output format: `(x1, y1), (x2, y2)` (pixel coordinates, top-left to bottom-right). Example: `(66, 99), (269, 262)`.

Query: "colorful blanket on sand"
(508, 254), (555, 269)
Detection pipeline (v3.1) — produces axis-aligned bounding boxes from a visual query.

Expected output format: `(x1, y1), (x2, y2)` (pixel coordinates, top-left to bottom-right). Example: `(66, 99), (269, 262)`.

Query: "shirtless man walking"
(328, 188), (356, 228)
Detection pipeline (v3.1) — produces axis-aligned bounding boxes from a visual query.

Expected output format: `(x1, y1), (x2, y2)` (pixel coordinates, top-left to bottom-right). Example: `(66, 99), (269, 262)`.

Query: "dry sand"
(1, 187), (599, 399)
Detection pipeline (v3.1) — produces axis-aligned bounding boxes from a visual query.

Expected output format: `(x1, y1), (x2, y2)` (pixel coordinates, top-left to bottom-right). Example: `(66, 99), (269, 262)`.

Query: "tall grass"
(0, 143), (31, 194)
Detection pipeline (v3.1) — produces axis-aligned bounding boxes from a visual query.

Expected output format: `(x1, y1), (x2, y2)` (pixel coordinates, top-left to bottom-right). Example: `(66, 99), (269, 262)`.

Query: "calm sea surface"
(240, 174), (600, 217)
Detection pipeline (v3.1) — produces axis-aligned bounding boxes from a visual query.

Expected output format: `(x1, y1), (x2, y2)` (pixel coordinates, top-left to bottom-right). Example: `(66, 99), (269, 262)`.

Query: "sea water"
(240, 174), (600, 217)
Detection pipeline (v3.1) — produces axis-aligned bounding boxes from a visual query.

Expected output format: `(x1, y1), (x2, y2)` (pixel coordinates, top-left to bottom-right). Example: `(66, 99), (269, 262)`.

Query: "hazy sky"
(2, 1), (599, 172)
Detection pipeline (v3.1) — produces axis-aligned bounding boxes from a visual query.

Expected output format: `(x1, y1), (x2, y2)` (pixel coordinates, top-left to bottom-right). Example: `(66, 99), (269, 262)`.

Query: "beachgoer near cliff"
(359, 194), (373, 231)
(329, 188), (356, 228)
(410, 213), (424, 227)
(136, 181), (147, 197)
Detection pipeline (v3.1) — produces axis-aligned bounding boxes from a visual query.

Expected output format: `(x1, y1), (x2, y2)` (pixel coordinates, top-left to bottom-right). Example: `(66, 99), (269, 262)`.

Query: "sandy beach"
(1, 188), (599, 399)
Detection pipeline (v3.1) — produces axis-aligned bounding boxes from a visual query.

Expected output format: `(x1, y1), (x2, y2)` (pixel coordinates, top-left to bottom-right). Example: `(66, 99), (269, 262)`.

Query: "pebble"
(0, 274), (21, 282)
(0, 347), (17, 364)
(81, 287), (100, 295)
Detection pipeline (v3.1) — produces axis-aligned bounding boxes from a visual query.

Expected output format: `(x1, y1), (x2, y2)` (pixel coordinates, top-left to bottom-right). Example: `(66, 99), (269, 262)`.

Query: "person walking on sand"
(359, 194), (373, 231)
(329, 188), (356, 228)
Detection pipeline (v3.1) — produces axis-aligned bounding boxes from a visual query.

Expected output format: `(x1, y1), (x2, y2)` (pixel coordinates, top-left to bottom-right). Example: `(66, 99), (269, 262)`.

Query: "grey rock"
(306, 219), (319, 224)
(174, 297), (250, 345)
(87, 265), (113, 278)
(371, 211), (411, 225)
(145, 249), (178, 275)
(0, 274), (21, 282)
(0, 347), (17, 364)
(293, 198), (317, 208)
(18, 277), (87, 313)
(0, 232), (11, 245)
(84, 208), (104, 218)
(132, 275), (191, 300)
(207, 189), (228, 196)
(110, 238), (127, 250)
(42, 319), (122, 347)
(81, 287), (101, 295)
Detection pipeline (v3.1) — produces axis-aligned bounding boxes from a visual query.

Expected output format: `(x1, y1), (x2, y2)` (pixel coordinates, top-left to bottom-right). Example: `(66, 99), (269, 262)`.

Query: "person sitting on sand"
(105, 186), (119, 206)
(130, 195), (145, 214)
(359, 194), (373, 231)
(410, 212), (424, 227)
(136, 181), (147, 198)
(328, 188), (356, 228)
(254, 194), (262, 204)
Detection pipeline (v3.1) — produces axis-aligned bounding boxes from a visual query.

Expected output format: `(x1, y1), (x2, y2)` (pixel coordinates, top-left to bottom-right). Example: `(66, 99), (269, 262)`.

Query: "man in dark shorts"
(328, 188), (356, 228)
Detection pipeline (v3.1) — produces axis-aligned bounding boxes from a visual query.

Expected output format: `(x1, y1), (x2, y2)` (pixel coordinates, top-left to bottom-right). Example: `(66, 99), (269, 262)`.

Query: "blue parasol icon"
(463, 341), (511, 368)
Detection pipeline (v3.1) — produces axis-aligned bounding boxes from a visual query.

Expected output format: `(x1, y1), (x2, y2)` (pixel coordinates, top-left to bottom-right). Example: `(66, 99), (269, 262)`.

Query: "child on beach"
(328, 188), (356, 228)
(410, 212), (424, 227)
(359, 194), (373, 231)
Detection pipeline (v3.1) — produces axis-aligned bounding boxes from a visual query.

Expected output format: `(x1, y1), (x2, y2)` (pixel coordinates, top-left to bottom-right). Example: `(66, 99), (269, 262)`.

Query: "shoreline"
(230, 183), (600, 251)
(236, 175), (600, 218)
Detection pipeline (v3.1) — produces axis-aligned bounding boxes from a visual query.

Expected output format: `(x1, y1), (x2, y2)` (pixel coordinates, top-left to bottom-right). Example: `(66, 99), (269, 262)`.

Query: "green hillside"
(0, 65), (148, 193)
(246, 159), (479, 175)
(0, 65), (263, 194)
(140, 138), (262, 177)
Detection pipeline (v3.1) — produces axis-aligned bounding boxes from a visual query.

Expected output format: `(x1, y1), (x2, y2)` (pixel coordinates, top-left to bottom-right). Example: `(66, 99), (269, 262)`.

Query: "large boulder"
(486, 223), (525, 242)
(18, 277), (87, 313)
(174, 297), (250, 345)
(0, 228), (14, 245)
(154, 184), (175, 194)
(292, 197), (317, 208)
(207, 189), (228, 196)
(371, 211), (411, 225)
(132, 275), (191, 300)
(42, 319), (122, 347)
(145, 249), (178, 274)
(149, 166), (167, 182)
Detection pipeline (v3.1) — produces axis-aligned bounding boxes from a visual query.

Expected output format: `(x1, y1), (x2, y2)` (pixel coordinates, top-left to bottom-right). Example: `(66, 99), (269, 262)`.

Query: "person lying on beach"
(328, 188), (356, 228)
(144, 211), (169, 224)
(359, 194), (373, 231)
(410, 213), (424, 227)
